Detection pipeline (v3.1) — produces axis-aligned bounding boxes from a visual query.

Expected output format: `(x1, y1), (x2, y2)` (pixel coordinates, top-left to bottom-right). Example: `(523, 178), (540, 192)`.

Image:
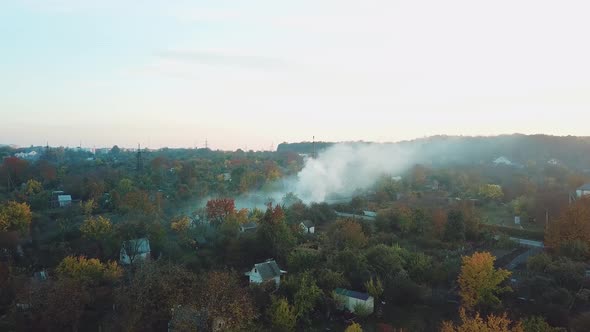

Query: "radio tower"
(312, 136), (316, 159)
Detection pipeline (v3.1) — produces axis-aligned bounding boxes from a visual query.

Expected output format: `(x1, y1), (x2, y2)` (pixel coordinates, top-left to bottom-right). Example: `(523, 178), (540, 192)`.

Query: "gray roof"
(578, 183), (590, 191)
(301, 220), (314, 228)
(123, 238), (151, 254)
(240, 222), (258, 232)
(335, 288), (371, 301)
(255, 260), (282, 280)
(57, 195), (72, 202)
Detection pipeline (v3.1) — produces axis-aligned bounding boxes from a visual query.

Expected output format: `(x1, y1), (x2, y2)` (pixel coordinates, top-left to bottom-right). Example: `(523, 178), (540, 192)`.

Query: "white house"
(299, 220), (315, 234)
(576, 184), (590, 198)
(493, 156), (513, 166)
(57, 195), (72, 207)
(334, 288), (374, 315)
(245, 260), (286, 288)
(363, 211), (377, 218)
(120, 238), (151, 265)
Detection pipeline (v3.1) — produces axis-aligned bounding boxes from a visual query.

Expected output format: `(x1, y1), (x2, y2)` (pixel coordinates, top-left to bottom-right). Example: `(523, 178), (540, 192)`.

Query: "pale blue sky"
(1, 0), (590, 150)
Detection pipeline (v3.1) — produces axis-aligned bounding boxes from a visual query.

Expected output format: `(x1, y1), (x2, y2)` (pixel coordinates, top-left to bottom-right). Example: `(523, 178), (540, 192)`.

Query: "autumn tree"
(80, 216), (113, 241)
(170, 216), (191, 234)
(258, 204), (295, 259)
(56, 256), (122, 285)
(206, 198), (236, 225)
(441, 308), (524, 332)
(24, 179), (42, 196)
(458, 252), (511, 311)
(80, 215), (114, 257)
(80, 199), (97, 216)
(327, 219), (368, 250)
(479, 184), (504, 201)
(0, 201), (32, 234)
(25, 278), (89, 332)
(267, 297), (297, 332)
(198, 270), (257, 330)
(546, 197), (590, 253)
(116, 261), (199, 330)
(345, 322), (364, 332)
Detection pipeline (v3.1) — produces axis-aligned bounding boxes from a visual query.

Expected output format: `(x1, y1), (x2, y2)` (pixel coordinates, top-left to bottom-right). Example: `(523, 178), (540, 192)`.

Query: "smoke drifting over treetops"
(291, 143), (415, 203)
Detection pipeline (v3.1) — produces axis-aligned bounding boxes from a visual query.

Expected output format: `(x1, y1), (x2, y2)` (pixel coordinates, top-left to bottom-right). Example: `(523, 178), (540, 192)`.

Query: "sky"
(1, 0), (589, 150)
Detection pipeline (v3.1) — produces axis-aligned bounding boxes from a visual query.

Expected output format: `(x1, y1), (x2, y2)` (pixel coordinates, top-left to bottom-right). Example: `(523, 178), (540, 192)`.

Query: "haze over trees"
(0, 135), (589, 330)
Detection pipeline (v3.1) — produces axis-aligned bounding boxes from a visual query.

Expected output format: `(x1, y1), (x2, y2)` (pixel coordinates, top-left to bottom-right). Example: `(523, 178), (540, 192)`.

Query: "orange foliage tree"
(458, 252), (511, 311)
(545, 197), (590, 250)
(206, 198), (236, 226)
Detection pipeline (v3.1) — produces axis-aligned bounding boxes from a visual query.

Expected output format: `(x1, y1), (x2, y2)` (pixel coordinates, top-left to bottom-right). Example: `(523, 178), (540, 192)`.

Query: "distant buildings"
(493, 156), (513, 166)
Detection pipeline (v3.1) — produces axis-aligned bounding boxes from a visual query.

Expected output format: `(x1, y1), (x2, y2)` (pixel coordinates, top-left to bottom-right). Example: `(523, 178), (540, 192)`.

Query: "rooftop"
(334, 288), (371, 301)
(254, 260), (283, 280)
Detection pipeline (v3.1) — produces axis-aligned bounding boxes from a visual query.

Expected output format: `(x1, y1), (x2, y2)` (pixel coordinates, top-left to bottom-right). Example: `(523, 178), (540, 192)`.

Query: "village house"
(299, 220), (315, 234)
(334, 288), (375, 315)
(245, 259), (286, 288)
(120, 238), (151, 265)
(363, 210), (377, 218)
(239, 222), (258, 233)
(576, 183), (590, 198)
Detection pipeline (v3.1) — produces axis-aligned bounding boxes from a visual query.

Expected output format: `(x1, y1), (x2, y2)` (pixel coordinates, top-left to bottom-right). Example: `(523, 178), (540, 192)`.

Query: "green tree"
(267, 297), (297, 332)
(364, 277), (384, 301)
(522, 316), (558, 332)
(445, 210), (465, 242)
(293, 272), (322, 324)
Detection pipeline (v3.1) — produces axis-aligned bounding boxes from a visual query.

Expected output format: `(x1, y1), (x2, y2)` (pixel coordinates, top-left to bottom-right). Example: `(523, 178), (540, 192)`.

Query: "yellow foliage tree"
(441, 308), (523, 332)
(478, 184), (504, 201)
(0, 201), (32, 234)
(345, 322), (364, 332)
(171, 216), (190, 233)
(458, 252), (511, 311)
(56, 256), (122, 285)
(80, 216), (113, 241)
(24, 179), (42, 195)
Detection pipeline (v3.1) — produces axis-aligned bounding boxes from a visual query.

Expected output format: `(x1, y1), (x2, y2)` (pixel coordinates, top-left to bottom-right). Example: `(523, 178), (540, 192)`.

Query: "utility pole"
(136, 143), (143, 172)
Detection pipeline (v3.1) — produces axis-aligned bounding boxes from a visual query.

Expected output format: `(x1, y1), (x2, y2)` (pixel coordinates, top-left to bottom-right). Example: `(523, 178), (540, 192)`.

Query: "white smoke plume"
(292, 143), (415, 203)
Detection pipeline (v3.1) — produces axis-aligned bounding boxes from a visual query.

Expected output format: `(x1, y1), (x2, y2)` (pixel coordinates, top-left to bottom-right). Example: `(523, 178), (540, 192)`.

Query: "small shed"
(334, 288), (374, 315)
(57, 195), (72, 207)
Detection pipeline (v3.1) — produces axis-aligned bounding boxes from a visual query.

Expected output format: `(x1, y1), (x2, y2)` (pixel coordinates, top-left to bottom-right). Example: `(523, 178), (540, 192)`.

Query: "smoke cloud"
(292, 143), (414, 203)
